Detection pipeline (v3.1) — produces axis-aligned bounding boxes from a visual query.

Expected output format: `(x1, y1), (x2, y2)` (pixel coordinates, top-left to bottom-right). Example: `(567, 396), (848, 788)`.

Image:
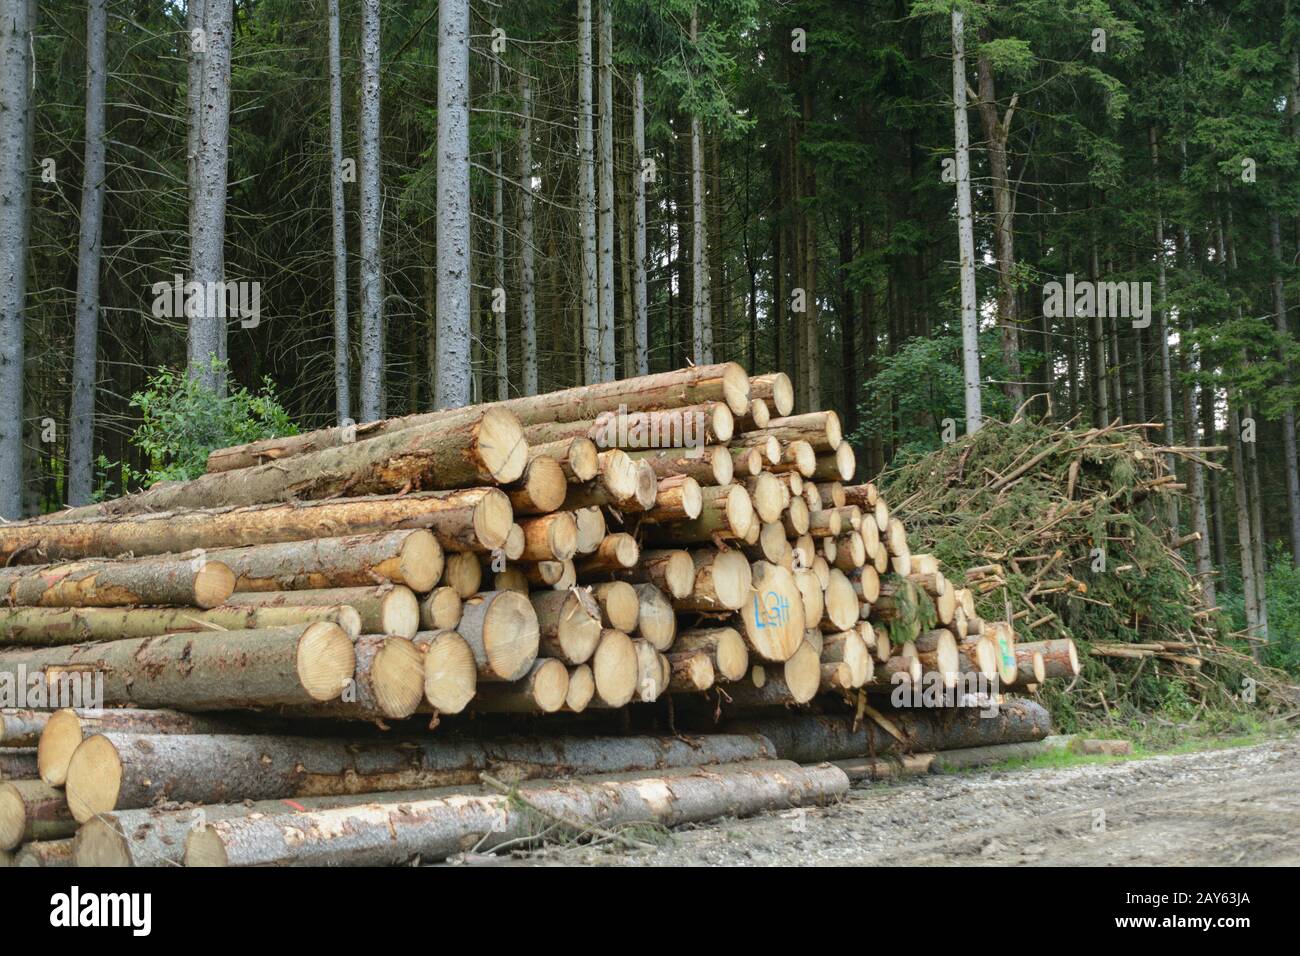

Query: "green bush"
(1219, 544), (1300, 675)
(126, 361), (298, 486)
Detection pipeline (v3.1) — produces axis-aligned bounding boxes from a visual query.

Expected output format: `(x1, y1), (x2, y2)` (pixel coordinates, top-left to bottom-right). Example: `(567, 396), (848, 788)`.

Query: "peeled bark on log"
(1016, 648), (1046, 685)
(749, 372), (794, 417)
(574, 533), (639, 573)
(210, 530), (442, 594)
(506, 456), (568, 515)
(515, 512), (578, 562)
(0, 603), (363, 645)
(473, 659), (569, 714)
(738, 561), (806, 662)
(412, 630), (477, 715)
(666, 651), (715, 693)
(640, 484), (753, 543)
(59, 407), (526, 521)
(0, 556), (234, 608)
(626, 446), (732, 488)
(37, 707), (273, 788)
(202, 364), (749, 474)
(573, 506), (607, 554)
(672, 549), (751, 612)
(0, 780), (75, 850)
(225, 585), (419, 638)
(673, 627), (748, 682)
(0, 488), (513, 564)
(528, 437), (600, 483)
(420, 587), (462, 631)
(442, 551), (483, 597)
(564, 664), (595, 713)
(0, 623), (354, 711)
(1016, 639), (1080, 678)
(14, 838), (73, 867)
(0, 749), (37, 779)
(590, 629), (637, 707)
(0, 709), (49, 747)
(630, 583), (675, 650)
(613, 549), (693, 599)
(456, 591), (539, 682)
(185, 759), (845, 868)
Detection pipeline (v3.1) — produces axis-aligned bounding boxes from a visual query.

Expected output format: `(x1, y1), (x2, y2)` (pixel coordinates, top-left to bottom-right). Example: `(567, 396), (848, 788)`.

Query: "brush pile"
(882, 416), (1293, 727)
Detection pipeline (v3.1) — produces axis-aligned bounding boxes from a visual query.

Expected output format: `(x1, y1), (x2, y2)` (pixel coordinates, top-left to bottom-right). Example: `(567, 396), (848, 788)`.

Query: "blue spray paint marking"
(752, 591), (790, 629)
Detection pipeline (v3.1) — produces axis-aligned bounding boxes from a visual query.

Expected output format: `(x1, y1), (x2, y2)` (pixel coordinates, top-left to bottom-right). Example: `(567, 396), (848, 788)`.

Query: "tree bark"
(210, 529), (442, 593)
(597, 0), (616, 380)
(578, 0), (599, 383)
(327, 0), (351, 423)
(0, 554), (235, 608)
(184, 760), (842, 867)
(357, 0), (384, 419)
(435, 0), (471, 408)
(0, 0), (33, 519)
(519, 69), (538, 395)
(67, 0), (109, 506)
(1268, 211), (1300, 566)
(631, 74), (649, 375)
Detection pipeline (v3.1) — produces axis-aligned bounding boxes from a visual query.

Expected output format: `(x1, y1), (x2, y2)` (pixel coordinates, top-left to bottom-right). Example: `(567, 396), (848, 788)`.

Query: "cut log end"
(396, 530), (444, 593)
(739, 561), (806, 662)
(478, 406), (529, 484)
(442, 551), (484, 598)
(370, 637), (426, 719)
(420, 631), (478, 714)
(591, 629), (637, 707)
(36, 708), (83, 787)
(721, 362), (752, 415)
(565, 664), (595, 712)
(471, 489), (515, 552)
(296, 622), (357, 702)
(194, 561), (237, 608)
(65, 733), (122, 823)
(72, 817), (130, 867)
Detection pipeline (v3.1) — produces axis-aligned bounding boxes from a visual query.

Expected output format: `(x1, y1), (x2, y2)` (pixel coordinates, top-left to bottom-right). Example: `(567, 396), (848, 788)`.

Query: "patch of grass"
(973, 726), (1282, 775)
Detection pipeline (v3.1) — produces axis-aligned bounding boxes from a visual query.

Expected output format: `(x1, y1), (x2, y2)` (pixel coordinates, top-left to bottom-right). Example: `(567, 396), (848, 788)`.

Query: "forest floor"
(454, 734), (1300, 866)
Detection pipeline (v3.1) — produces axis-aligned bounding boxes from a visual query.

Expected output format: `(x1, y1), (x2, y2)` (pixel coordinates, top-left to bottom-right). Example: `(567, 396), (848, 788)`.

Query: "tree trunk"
(327, 0), (351, 423)
(225, 585), (418, 637)
(188, 0), (232, 393)
(67, 0), (109, 506)
(0, 603), (361, 645)
(975, 48), (1022, 405)
(0, 0), (33, 519)
(435, 0), (471, 408)
(519, 70), (538, 396)
(0, 486), (512, 563)
(0, 554), (235, 608)
(631, 74), (649, 375)
(578, 0), (599, 383)
(185, 760), (841, 867)
(357, 0), (384, 419)
(690, 13), (713, 365)
(596, 0), (616, 380)
(0, 622), (355, 712)
(1149, 129), (1179, 533)
(210, 529), (442, 592)
(1268, 211), (1300, 566)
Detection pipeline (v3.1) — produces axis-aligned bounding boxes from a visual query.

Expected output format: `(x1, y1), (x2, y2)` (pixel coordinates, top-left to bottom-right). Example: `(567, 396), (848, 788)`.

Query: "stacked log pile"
(0, 363), (1076, 867)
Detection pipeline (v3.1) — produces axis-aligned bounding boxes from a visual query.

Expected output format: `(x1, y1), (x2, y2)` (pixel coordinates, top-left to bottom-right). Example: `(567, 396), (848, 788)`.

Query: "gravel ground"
(486, 735), (1300, 866)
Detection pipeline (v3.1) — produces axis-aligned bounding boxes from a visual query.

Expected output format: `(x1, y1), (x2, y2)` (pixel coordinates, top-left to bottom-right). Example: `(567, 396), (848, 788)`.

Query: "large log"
(625, 446), (732, 487)
(53, 407), (527, 521)
(64, 730), (779, 828)
(209, 530), (442, 593)
(749, 372), (794, 417)
(524, 402), (734, 448)
(639, 484), (753, 543)
(673, 627), (748, 682)
(740, 411), (841, 454)
(528, 437), (600, 483)
(0, 603), (362, 645)
(412, 630), (477, 714)
(0, 556), (234, 608)
(671, 549), (751, 612)
(0, 623), (355, 711)
(202, 364), (750, 474)
(724, 699), (1053, 762)
(1015, 639), (1080, 678)
(0, 487), (513, 564)
(456, 590), (539, 681)
(0, 709), (50, 747)
(737, 561), (806, 662)
(472, 659), (569, 714)
(37, 707), (272, 788)
(0, 779), (75, 850)
(611, 548), (694, 599)
(225, 585), (419, 638)
(185, 760), (846, 867)
(531, 589), (602, 665)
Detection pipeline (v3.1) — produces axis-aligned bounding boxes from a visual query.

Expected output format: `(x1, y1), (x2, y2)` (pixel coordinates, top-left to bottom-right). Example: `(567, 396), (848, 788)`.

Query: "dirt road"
(494, 735), (1300, 866)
